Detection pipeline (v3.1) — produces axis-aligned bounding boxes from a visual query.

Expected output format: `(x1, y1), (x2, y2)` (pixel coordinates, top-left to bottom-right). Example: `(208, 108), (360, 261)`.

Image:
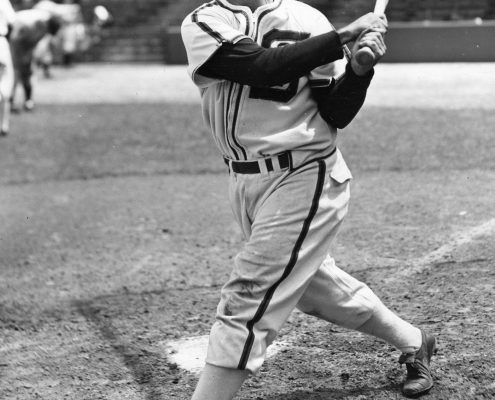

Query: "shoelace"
(405, 359), (431, 380)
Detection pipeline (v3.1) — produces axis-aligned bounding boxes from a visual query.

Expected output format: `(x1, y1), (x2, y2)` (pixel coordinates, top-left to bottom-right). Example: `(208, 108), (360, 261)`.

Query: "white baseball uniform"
(182, 0), (352, 167)
(182, 0), (379, 374)
(0, 0), (16, 132)
(0, 0), (15, 37)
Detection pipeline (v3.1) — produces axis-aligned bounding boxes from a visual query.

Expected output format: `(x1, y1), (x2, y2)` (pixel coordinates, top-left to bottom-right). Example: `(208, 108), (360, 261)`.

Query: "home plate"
(165, 335), (289, 374)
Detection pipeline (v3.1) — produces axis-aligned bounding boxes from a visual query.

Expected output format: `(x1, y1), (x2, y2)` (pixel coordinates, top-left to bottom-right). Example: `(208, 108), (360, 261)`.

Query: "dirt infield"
(1, 64), (495, 400)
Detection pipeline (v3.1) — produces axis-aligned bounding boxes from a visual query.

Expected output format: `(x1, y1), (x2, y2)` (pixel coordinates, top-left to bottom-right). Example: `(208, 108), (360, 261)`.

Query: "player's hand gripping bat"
(355, 0), (389, 66)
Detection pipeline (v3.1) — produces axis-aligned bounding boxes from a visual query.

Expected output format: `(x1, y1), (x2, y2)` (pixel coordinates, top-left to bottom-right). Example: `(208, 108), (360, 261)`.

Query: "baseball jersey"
(181, 0), (350, 166)
(0, 0), (15, 37)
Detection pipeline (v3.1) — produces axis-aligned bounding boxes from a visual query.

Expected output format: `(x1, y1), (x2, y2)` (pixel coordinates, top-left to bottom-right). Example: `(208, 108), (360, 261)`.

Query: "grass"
(340, 106), (495, 173)
(1, 103), (494, 185)
(1, 103), (212, 184)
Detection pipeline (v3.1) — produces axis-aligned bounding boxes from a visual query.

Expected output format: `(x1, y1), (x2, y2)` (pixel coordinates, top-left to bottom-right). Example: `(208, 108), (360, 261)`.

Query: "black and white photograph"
(1, 1), (494, 399)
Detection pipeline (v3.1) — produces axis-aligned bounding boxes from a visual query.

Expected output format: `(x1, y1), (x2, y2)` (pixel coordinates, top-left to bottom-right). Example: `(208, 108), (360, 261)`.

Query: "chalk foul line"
(394, 217), (495, 278)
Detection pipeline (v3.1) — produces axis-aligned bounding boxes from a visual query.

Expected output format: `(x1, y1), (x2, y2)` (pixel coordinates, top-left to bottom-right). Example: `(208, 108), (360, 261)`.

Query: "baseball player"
(181, 1), (436, 399)
(9, 6), (62, 111)
(0, 0), (16, 136)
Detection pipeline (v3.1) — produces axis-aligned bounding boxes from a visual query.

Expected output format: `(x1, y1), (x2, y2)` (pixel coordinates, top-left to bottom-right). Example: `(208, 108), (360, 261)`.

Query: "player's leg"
(296, 256), (422, 352)
(0, 37), (14, 136)
(16, 57), (34, 111)
(21, 66), (34, 111)
(192, 364), (249, 400)
(0, 61), (7, 137)
(193, 152), (351, 399)
(33, 35), (54, 79)
(353, 298), (436, 396)
(296, 245), (435, 394)
(354, 299), (422, 353)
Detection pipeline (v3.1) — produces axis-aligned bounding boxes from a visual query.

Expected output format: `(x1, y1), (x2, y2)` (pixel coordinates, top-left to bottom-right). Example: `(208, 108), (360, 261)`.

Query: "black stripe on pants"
(237, 160), (327, 370)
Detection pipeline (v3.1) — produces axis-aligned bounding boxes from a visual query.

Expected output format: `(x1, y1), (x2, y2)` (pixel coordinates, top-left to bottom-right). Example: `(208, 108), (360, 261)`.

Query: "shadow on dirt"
(268, 385), (402, 399)
(71, 288), (209, 400)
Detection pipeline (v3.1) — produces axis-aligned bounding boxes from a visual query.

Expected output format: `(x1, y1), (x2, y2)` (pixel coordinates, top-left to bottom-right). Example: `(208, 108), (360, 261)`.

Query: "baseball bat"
(355, 0), (389, 66)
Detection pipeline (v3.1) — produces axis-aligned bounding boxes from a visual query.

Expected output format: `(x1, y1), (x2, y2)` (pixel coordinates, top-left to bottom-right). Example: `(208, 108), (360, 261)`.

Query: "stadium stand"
(10, 0), (495, 62)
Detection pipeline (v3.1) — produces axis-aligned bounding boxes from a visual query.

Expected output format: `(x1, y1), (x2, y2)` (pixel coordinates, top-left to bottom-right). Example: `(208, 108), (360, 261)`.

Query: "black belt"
(224, 153), (291, 174)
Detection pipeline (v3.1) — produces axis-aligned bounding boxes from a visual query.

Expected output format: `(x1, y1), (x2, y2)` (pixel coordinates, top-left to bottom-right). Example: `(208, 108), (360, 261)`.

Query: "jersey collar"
(216, 0), (282, 15)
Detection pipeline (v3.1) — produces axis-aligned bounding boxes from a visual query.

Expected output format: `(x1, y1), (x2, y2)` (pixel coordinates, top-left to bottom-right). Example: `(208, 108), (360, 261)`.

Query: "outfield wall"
(164, 20), (495, 64)
(384, 20), (495, 62)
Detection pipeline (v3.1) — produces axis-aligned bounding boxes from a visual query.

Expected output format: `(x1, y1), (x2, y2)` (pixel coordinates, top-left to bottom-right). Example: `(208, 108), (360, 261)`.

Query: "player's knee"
(218, 276), (264, 318)
(345, 283), (379, 328)
(328, 283), (379, 329)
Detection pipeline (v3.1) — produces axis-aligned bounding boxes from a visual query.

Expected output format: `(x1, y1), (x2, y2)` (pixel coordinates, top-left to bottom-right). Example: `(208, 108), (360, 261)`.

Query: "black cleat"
(399, 330), (437, 397)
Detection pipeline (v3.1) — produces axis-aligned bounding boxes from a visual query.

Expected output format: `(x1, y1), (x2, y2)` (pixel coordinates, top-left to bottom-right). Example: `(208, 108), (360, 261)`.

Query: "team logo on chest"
(249, 29), (310, 103)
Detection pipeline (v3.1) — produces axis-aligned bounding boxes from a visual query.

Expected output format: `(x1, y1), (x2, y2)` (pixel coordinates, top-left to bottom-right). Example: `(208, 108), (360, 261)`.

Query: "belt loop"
(258, 158), (270, 180)
(272, 154), (281, 172)
(223, 156), (233, 175)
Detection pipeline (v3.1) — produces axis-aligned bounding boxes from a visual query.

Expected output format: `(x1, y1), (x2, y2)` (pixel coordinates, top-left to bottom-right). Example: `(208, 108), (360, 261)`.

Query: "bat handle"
(355, 0), (388, 67)
(355, 46), (375, 66)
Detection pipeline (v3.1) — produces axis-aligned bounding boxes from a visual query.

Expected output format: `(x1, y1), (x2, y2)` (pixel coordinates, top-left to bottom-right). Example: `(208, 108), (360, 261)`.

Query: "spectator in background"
(0, 0), (15, 39)
(33, 0), (84, 66)
(0, 0), (16, 136)
(58, 0), (84, 65)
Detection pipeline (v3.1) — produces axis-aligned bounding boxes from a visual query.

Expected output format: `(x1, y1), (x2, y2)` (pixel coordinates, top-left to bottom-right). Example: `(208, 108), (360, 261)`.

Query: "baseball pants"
(206, 149), (379, 374)
(0, 36), (14, 102)
(0, 36), (14, 135)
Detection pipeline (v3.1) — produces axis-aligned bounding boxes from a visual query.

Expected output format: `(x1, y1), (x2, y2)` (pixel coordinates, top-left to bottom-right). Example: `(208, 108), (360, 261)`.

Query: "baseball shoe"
(24, 100), (35, 111)
(399, 330), (437, 397)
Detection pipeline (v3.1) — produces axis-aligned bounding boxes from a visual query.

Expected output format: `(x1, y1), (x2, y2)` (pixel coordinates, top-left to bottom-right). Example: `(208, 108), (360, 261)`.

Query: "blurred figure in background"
(32, 23), (55, 77)
(33, 0), (113, 71)
(0, 0), (16, 136)
(33, 0), (83, 66)
(9, 0), (112, 111)
(9, 4), (62, 110)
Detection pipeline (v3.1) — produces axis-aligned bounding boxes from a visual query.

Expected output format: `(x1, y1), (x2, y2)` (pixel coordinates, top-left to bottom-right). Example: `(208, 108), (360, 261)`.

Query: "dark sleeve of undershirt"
(196, 31), (344, 88)
(312, 62), (374, 129)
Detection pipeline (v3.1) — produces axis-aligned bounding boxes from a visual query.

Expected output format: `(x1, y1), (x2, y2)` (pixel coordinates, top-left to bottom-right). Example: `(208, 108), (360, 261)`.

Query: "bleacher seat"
(11, 0), (495, 62)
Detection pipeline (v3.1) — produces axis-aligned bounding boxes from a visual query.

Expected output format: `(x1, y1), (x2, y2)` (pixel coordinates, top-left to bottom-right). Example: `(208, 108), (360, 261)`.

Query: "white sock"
(398, 327), (422, 354)
(354, 300), (422, 354)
